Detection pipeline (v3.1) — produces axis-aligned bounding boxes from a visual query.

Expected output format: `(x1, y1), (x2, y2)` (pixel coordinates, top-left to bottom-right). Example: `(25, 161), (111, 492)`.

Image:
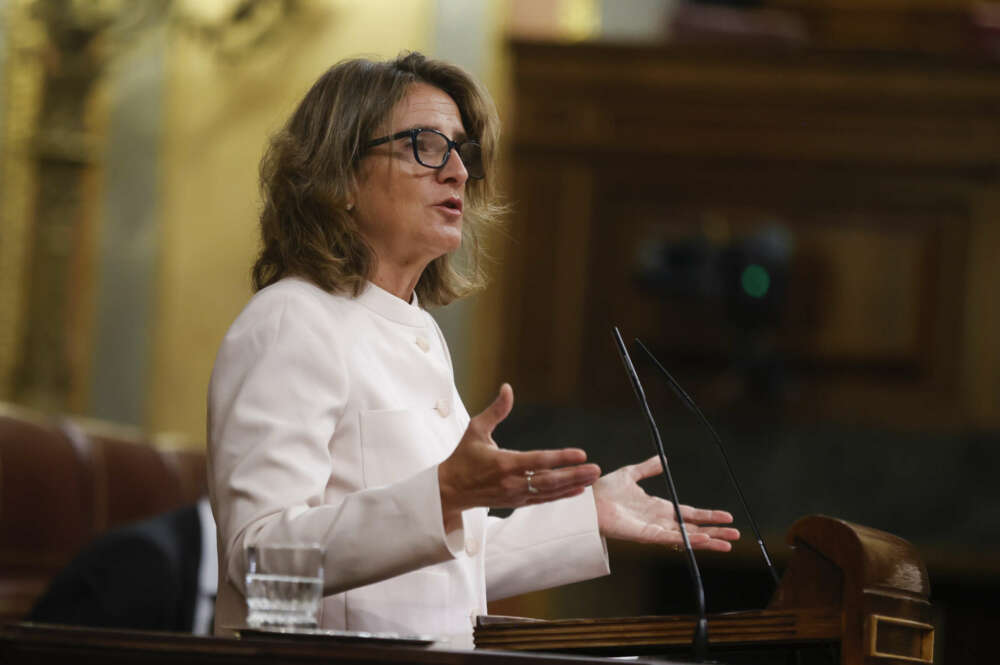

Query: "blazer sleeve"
(484, 487), (610, 601)
(208, 290), (464, 598)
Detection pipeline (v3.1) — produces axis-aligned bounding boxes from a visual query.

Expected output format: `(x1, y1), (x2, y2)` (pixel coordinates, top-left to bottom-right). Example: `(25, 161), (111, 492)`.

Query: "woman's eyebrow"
(403, 123), (469, 141)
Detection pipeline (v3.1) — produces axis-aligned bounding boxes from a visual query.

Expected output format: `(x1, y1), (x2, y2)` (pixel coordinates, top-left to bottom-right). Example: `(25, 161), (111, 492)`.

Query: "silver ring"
(524, 469), (538, 494)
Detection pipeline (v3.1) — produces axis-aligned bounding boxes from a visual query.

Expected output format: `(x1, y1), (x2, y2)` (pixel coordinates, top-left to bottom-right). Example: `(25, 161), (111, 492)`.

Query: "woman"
(208, 52), (739, 645)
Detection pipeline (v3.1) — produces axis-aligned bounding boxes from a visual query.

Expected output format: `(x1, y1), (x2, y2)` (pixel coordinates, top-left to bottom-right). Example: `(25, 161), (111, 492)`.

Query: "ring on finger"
(524, 469), (539, 494)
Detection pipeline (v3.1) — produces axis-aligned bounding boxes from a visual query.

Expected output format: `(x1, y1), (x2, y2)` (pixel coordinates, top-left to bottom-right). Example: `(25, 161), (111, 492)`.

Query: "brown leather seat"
(84, 429), (184, 533)
(0, 405), (207, 623)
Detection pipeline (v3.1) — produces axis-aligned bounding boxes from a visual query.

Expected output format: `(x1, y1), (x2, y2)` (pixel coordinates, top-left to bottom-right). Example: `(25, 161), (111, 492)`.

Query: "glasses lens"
(414, 130), (449, 168)
(458, 142), (484, 179)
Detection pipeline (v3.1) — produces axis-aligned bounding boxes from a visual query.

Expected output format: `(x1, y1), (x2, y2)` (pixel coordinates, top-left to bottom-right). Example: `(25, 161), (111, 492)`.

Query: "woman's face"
(353, 82), (470, 282)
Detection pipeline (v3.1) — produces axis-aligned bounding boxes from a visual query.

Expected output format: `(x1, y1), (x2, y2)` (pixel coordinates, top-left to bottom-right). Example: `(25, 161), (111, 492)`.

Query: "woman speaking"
(207, 51), (739, 646)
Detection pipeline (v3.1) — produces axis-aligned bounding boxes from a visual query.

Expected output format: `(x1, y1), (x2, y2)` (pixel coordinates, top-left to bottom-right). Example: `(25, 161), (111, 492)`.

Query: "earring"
(346, 202), (354, 211)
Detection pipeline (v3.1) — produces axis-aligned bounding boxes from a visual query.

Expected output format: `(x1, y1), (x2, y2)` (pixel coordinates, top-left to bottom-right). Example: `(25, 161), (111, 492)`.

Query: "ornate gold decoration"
(10, 0), (112, 411)
(0, 1), (47, 405)
(170, 0), (298, 62)
(1, 0), (297, 412)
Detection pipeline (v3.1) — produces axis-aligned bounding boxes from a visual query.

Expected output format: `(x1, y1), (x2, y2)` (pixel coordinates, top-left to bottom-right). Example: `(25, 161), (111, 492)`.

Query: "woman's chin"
(434, 228), (463, 255)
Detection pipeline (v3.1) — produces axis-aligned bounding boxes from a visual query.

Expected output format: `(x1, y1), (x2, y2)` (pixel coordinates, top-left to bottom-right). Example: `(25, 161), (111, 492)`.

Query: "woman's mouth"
(434, 196), (463, 215)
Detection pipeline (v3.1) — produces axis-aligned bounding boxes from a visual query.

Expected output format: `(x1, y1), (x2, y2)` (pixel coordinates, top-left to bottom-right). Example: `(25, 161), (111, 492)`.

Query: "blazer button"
(415, 336), (430, 352)
(435, 398), (451, 418)
(465, 537), (480, 556)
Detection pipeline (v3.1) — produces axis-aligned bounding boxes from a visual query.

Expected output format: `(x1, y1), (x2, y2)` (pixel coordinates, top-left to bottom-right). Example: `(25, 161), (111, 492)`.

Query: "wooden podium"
(475, 515), (936, 664)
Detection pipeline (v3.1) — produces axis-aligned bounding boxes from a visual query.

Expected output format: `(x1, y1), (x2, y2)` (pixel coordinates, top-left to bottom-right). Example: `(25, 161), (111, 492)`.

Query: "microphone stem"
(636, 339), (782, 591)
(652, 429), (709, 663)
(614, 328), (709, 663)
(758, 538), (780, 588)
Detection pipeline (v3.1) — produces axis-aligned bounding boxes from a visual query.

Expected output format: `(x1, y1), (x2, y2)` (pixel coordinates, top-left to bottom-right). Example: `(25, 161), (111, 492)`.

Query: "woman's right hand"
(437, 383), (601, 532)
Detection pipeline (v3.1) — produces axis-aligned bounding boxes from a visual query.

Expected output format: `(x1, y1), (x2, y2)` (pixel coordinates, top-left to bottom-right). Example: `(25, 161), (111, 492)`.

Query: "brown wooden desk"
(3, 515), (934, 664)
(0, 623), (701, 665)
(476, 516), (936, 664)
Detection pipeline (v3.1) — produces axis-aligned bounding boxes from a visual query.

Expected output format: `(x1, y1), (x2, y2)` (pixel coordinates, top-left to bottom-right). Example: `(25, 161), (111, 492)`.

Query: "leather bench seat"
(0, 404), (206, 623)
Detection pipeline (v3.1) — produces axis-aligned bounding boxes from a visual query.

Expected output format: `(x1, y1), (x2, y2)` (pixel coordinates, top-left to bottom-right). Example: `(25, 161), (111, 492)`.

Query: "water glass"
(245, 542), (324, 628)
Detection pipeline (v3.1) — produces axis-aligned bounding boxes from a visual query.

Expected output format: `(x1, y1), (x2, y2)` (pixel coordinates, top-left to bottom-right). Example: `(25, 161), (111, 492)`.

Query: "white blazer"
(207, 278), (609, 646)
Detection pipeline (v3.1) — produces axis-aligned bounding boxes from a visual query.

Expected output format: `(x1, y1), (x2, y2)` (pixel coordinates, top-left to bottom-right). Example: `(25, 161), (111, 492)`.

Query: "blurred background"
(1, 0), (998, 661)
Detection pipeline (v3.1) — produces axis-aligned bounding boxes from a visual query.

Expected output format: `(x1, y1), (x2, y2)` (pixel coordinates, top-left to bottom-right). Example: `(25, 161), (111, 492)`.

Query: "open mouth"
(437, 197), (463, 213)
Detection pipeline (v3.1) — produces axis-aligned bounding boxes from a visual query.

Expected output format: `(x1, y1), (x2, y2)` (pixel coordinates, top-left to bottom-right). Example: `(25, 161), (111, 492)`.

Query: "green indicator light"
(741, 264), (770, 299)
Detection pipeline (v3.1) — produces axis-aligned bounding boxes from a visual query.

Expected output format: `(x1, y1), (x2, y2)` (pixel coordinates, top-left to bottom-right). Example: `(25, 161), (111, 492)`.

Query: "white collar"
(355, 281), (427, 327)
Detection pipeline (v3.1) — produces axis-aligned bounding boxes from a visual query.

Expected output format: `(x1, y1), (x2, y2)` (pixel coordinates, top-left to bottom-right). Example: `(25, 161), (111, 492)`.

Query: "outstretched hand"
(593, 456), (740, 551)
(438, 384), (602, 532)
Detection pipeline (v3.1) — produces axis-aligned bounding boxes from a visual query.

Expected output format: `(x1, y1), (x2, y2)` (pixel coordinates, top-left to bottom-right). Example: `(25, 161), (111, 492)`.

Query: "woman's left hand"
(592, 456), (741, 551)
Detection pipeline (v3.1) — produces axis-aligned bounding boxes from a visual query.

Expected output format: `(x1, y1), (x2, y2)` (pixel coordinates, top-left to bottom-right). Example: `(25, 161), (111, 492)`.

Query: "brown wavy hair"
(251, 52), (504, 306)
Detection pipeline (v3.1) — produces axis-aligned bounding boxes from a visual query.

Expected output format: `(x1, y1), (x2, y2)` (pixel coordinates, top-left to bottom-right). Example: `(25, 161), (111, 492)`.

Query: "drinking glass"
(245, 543), (324, 628)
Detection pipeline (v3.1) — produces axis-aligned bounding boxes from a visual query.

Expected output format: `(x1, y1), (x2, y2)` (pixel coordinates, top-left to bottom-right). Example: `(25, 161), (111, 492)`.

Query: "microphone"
(612, 327), (709, 663)
(635, 338), (781, 589)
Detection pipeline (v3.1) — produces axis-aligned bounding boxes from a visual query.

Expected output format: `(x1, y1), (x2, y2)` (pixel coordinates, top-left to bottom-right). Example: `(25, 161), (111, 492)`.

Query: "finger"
(669, 520), (740, 543)
(474, 383), (514, 435)
(633, 506), (739, 542)
(527, 465), (601, 493)
(684, 533), (712, 545)
(509, 447), (590, 472)
(693, 526), (741, 541)
(678, 505), (735, 525)
(670, 524), (741, 544)
(693, 538), (735, 552)
(640, 524), (712, 546)
(629, 455), (664, 481)
(654, 528), (710, 544)
(639, 496), (715, 528)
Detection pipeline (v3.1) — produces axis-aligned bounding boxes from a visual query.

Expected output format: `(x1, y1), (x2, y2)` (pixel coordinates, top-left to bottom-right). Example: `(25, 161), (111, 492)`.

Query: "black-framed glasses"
(365, 128), (484, 180)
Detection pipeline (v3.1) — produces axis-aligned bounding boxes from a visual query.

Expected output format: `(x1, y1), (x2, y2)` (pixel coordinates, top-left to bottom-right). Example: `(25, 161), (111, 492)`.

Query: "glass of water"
(245, 542), (324, 629)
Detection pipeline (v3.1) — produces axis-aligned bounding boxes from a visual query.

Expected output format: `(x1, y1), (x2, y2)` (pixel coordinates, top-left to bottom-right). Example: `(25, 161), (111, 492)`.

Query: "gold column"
(7, 1), (110, 412)
(0, 1), (45, 405)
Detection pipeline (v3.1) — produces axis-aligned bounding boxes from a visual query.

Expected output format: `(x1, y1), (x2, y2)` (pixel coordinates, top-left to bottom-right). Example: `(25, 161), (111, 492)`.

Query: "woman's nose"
(438, 149), (469, 185)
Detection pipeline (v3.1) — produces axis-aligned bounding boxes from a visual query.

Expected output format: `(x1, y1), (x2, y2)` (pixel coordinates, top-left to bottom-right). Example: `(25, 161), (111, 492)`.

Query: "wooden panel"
(476, 608), (841, 652)
(476, 516), (936, 665)
(499, 41), (1000, 427)
(584, 200), (949, 364)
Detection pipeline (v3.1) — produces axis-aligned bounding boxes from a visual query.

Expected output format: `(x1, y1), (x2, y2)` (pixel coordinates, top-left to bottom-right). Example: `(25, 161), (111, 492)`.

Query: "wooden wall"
(498, 40), (1000, 430)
